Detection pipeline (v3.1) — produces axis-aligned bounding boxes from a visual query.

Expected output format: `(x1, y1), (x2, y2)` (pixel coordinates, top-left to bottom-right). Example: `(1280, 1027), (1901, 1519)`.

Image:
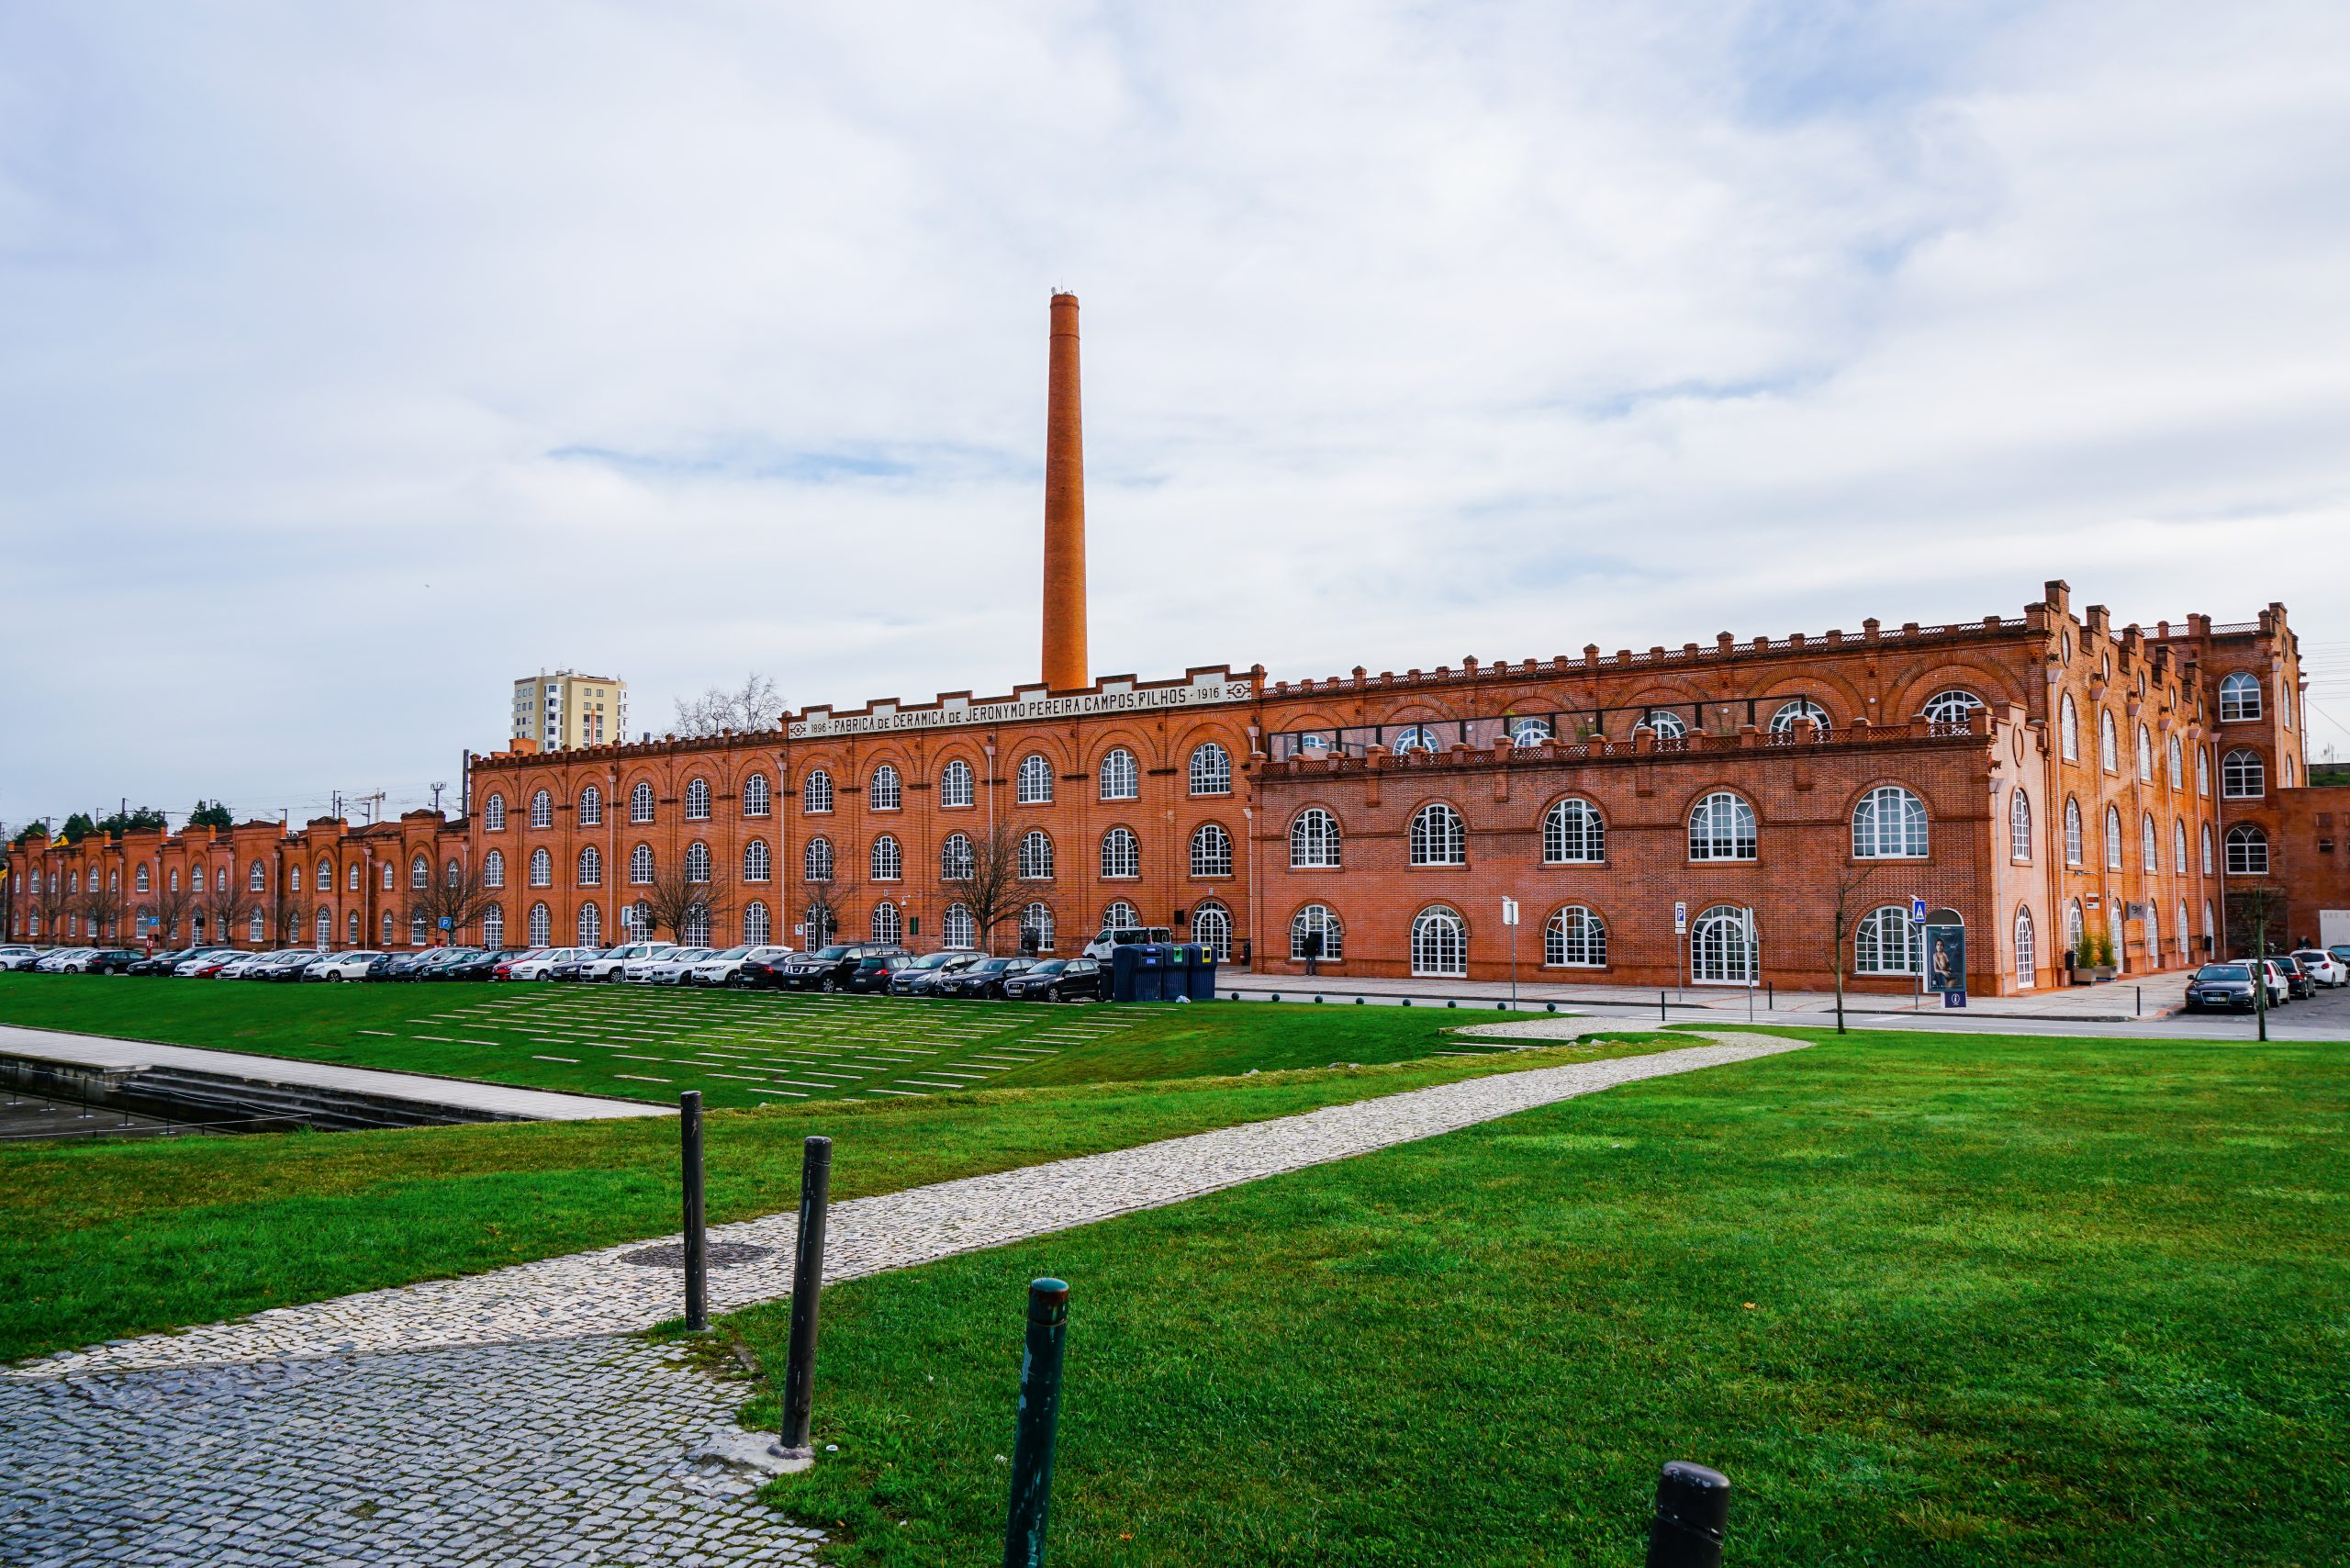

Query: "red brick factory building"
(7, 297), (2335, 997)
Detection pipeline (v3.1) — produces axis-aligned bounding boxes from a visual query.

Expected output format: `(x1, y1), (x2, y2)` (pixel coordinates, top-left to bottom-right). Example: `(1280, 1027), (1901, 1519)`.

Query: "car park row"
(0, 939), (1112, 1001)
(2180, 946), (2350, 1010)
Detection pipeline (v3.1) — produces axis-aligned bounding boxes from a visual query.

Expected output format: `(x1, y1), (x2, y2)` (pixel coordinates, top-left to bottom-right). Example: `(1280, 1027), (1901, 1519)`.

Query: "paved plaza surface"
(1, 1029), (1800, 1566)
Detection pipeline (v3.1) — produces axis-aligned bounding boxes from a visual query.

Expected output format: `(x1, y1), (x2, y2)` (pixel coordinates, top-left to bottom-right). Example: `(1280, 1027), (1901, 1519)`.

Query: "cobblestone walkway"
(2, 1029), (1801, 1566)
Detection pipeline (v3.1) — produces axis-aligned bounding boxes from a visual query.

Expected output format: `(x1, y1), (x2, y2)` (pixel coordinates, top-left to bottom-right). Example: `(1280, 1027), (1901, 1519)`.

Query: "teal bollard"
(1002, 1278), (1071, 1568)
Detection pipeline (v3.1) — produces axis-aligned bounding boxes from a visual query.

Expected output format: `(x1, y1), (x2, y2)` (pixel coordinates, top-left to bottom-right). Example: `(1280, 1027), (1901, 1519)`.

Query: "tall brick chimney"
(1041, 292), (1089, 692)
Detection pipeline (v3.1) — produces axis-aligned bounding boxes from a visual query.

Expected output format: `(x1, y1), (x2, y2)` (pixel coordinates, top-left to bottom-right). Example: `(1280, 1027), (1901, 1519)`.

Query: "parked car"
(59, 947), (142, 975)
(888, 951), (980, 996)
(760, 943), (907, 992)
(174, 949), (241, 977)
(382, 949), (451, 980)
(498, 947), (585, 981)
(688, 945), (792, 986)
(635, 947), (713, 984)
(306, 950), (390, 981)
(933, 956), (1035, 999)
(843, 952), (917, 993)
(254, 949), (325, 981)
(0, 945), (43, 971)
(34, 948), (94, 973)
(2184, 962), (2259, 1012)
(408, 946), (480, 980)
(545, 948), (602, 981)
(2289, 949), (2346, 988)
(439, 948), (520, 981)
(2270, 955), (2315, 1001)
(126, 946), (199, 976)
(579, 943), (675, 981)
(2255, 958), (2294, 1006)
(1002, 956), (1105, 1003)
(1080, 925), (1174, 961)
(213, 951), (270, 979)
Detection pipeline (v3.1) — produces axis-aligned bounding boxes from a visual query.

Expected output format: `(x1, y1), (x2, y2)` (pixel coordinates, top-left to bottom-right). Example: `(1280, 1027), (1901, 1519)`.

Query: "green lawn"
(0, 1030), (1666, 1364)
(0, 972), (1525, 1107)
(727, 1031), (2350, 1566)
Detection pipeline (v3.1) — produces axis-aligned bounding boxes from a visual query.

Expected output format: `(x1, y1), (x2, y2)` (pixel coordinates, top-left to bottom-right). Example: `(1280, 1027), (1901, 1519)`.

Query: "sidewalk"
(1215, 969), (2189, 1024)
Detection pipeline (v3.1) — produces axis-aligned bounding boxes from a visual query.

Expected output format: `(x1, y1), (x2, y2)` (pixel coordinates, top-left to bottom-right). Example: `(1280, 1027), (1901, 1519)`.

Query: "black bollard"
(779, 1136), (834, 1456)
(680, 1091), (709, 1333)
(1660, 989), (1667, 1023)
(1646, 1460), (1730, 1567)
(1002, 1278), (1071, 1568)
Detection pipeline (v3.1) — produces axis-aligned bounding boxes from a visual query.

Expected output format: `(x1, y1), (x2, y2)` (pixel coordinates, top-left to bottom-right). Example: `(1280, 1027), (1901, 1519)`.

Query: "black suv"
(1001, 957), (1104, 1003)
(764, 943), (908, 992)
(128, 947), (200, 976)
(844, 952), (917, 993)
(934, 956), (1035, 999)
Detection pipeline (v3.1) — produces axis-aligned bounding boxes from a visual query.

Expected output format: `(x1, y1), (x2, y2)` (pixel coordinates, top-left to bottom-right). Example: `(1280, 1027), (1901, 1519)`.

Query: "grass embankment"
(0, 973), (1508, 1106)
(732, 1031), (2350, 1566)
(0, 1032), (1669, 1364)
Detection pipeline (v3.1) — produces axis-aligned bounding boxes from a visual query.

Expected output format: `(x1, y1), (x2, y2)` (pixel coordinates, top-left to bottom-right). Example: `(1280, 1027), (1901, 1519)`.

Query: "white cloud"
(4, 0), (2348, 826)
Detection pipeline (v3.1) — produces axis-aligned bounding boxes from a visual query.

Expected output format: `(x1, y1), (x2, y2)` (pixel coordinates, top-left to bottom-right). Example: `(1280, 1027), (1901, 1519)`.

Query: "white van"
(1080, 925), (1173, 961)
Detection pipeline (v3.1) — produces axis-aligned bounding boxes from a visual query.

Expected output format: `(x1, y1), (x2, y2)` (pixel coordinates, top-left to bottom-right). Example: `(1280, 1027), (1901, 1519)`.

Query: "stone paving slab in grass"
(17, 1033), (1804, 1377)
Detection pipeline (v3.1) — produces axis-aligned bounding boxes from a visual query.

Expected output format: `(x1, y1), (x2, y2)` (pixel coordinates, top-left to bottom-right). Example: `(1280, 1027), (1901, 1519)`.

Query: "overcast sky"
(4, 1), (2346, 830)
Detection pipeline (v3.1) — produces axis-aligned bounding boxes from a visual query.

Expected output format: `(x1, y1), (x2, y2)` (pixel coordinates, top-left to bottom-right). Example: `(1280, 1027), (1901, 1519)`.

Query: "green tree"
(95, 806), (168, 836)
(187, 801), (234, 831)
(59, 812), (96, 846)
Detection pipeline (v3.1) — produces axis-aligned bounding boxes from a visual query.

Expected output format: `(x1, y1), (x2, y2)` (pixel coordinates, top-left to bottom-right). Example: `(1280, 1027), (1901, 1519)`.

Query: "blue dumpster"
(1110, 945), (1144, 1002)
(1187, 949), (1219, 1000)
(1133, 944), (1167, 1002)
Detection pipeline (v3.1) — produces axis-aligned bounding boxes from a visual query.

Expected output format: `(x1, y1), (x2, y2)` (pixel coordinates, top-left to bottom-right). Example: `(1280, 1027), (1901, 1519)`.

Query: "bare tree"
(77, 878), (129, 946)
(2228, 885), (2281, 1043)
(202, 875), (263, 947)
(30, 870), (72, 942)
(139, 879), (196, 946)
(406, 858), (505, 946)
(637, 860), (733, 946)
(1824, 860), (1887, 1036)
(799, 868), (861, 950)
(944, 820), (1022, 956)
(673, 672), (786, 738)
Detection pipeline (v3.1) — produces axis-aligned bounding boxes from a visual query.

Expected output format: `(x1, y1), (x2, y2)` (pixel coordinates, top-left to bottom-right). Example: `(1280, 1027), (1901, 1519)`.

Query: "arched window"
(2064, 799), (2084, 866)
(871, 903), (901, 945)
(630, 845), (654, 884)
(1509, 715), (1556, 745)
(1922, 690), (1983, 729)
(681, 905), (711, 946)
(2009, 790), (2032, 862)
(1409, 803), (1466, 866)
(2286, 756), (2298, 789)
(2203, 899), (2216, 951)
(1016, 754), (1055, 804)
(407, 856), (426, 890)
(803, 769), (834, 813)
(2173, 819), (2188, 875)
(1184, 742), (1234, 798)
(1290, 808), (1341, 868)
(2166, 735), (2183, 789)
(1688, 792), (1757, 861)
(1192, 902), (1232, 960)
(135, 865), (151, 894)
(1101, 899), (1140, 932)
(1393, 724), (1439, 754)
(744, 902), (771, 946)
(527, 902), (551, 946)
(1770, 699), (1831, 740)
(2225, 824), (2268, 874)
(1019, 830), (1055, 880)
(1855, 906), (1921, 975)
(484, 794), (507, 832)
(1099, 748), (1138, 801)
(2219, 671), (2261, 722)
(804, 837), (834, 882)
(1101, 826), (1140, 879)
(1544, 906), (1606, 968)
(2098, 710), (2118, 772)
(1543, 799), (1605, 863)
(577, 902), (602, 947)
(941, 833), (975, 880)
(531, 790), (554, 829)
(1692, 904), (1755, 984)
(348, 864), (360, 891)
(870, 835), (901, 881)
(2201, 823), (2215, 875)
(1190, 823), (1233, 878)
(2197, 748), (2210, 796)
(483, 849), (506, 888)
(941, 759), (975, 808)
(1019, 902), (1056, 952)
(577, 846), (602, 886)
(870, 765), (901, 812)
(316, 857), (331, 891)
(744, 840), (771, 882)
(1290, 904), (1341, 961)
(943, 902), (977, 949)
(1852, 786), (1928, 858)
(685, 779), (711, 821)
(289, 866), (302, 893)
(1638, 711), (1685, 740)
(2177, 897), (2190, 959)
(2142, 812), (2158, 869)
(2145, 902), (2160, 966)
(1410, 906), (1467, 977)
(684, 842), (711, 883)
(629, 781), (655, 823)
(381, 910), (393, 944)
(446, 859), (463, 889)
(743, 773), (771, 817)
(245, 909), (264, 941)
(193, 865), (207, 892)
(2221, 749), (2265, 799)
(482, 906), (504, 947)
(314, 909), (331, 946)
(2105, 805), (2123, 870)
(579, 785), (603, 825)
(2137, 724), (2154, 781)
(528, 847), (552, 887)
(2061, 696), (2079, 761)
(380, 863), (393, 890)
(2014, 907), (2036, 987)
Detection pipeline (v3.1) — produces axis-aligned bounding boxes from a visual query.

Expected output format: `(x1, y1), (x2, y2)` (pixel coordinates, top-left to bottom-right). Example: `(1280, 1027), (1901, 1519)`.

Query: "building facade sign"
(789, 679), (1254, 739)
